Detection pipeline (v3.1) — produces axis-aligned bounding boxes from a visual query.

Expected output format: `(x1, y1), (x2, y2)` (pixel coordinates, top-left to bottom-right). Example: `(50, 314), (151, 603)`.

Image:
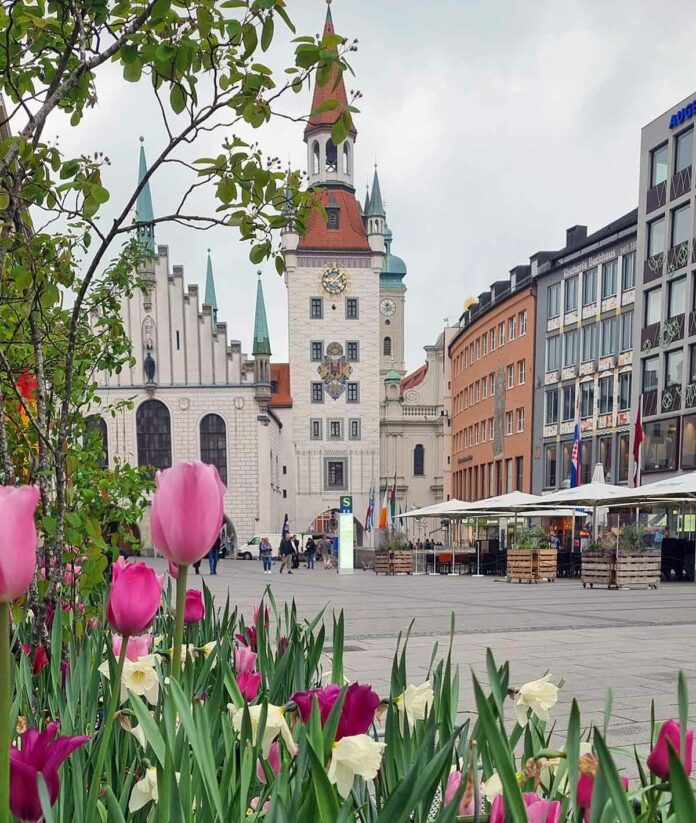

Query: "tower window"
(342, 143), (351, 175)
(346, 298), (359, 319)
(327, 207), (340, 229)
(310, 297), (323, 319)
(325, 139), (337, 173)
(413, 444), (425, 476)
(312, 141), (320, 175)
(383, 336), (392, 356)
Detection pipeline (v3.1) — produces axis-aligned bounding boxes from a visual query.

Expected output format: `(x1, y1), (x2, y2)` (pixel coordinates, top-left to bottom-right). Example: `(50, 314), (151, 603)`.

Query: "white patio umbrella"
(398, 499), (468, 519)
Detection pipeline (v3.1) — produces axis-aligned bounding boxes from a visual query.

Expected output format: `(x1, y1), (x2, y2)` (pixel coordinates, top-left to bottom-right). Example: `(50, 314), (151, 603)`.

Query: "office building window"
(506, 459), (513, 493)
(601, 260), (617, 299)
(506, 364), (514, 389)
(413, 444), (425, 476)
(676, 128), (693, 174)
(490, 328), (496, 350)
(582, 323), (597, 362)
(645, 287), (662, 326)
(346, 297), (359, 319)
(490, 373), (495, 394)
(665, 348), (684, 389)
(481, 419), (487, 440)
(621, 252), (636, 291)
(620, 312), (633, 351)
(546, 335), (560, 371)
(545, 445), (557, 487)
(310, 297), (323, 319)
(682, 414), (696, 468)
(547, 283), (560, 318)
(508, 317), (516, 341)
(690, 345), (696, 384)
(310, 341), (323, 361)
(582, 268), (597, 306)
(600, 317), (617, 357)
(498, 321), (505, 346)
(650, 143), (668, 187)
(519, 310), (527, 335)
(564, 330), (578, 367)
(618, 372), (631, 410)
(564, 275), (578, 313)
(482, 333), (488, 355)
(518, 359), (526, 384)
(562, 385), (575, 421)
(475, 338), (481, 359)
(618, 433), (630, 482)
(561, 441), (572, 483)
(346, 341), (359, 361)
(598, 436), (613, 482)
(328, 420), (342, 440)
(669, 276), (687, 319)
(311, 382), (324, 403)
(475, 380), (480, 402)
(346, 382), (359, 403)
(475, 423), (480, 444)
(545, 389), (559, 424)
(310, 419), (322, 440)
(648, 216), (665, 258)
(642, 355), (659, 393)
(643, 418), (679, 473)
(598, 376), (613, 414)
(580, 380), (594, 418)
(505, 411), (513, 435)
(489, 417), (494, 440)
(325, 458), (347, 490)
(482, 378), (488, 400)
(515, 456), (524, 491)
(671, 203), (691, 247)
(516, 407), (525, 433)
(581, 441), (593, 484)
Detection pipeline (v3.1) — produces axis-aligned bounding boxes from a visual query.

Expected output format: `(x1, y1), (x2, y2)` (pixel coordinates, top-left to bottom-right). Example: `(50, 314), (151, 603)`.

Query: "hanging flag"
(633, 398), (644, 487)
(378, 481), (389, 530)
(388, 473), (397, 529)
(570, 391), (582, 488)
(364, 483), (374, 532)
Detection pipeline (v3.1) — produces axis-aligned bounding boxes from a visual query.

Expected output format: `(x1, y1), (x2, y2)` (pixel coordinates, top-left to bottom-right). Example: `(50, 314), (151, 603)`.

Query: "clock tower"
(282, 3), (383, 542)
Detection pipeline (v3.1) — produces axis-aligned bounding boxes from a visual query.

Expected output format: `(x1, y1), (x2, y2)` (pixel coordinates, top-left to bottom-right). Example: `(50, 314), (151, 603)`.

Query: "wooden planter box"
(507, 549), (557, 582)
(581, 551), (613, 589)
(374, 550), (414, 576)
(615, 549), (661, 588)
(534, 549), (558, 582)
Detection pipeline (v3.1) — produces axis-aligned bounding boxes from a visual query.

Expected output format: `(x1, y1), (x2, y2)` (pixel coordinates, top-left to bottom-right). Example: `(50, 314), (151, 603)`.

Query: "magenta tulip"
(168, 560), (179, 579)
(443, 770), (476, 816)
(234, 646), (257, 674)
(0, 485), (39, 602)
(491, 793), (561, 823)
(150, 461), (225, 566)
(9, 722), (89, 822)
(106, 561), (163, 636)
(237, 671), (262, 701)
(256, 740), (281, 783)
(647, 719), (694, 780)
(235, 625), (258, 651)
(253, 604), (270, 628)
(112, 633), (153, 662)
(184, 589), (205, 624)
(291, 682), (380, 741)
(577, 771), (628, 810)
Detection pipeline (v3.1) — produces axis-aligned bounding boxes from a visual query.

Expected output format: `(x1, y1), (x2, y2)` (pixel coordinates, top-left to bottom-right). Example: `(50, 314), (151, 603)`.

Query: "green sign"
(339, 495), (353, 513)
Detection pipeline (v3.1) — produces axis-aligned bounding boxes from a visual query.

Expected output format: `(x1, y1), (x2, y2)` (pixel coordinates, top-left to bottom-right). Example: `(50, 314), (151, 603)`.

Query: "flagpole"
(634, 394), (643, 526)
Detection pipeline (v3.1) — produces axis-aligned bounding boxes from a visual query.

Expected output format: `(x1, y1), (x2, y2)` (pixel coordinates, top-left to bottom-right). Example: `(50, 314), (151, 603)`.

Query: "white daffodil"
(201, 641), (217, 658)
(122, 656), (160, 705)
(129, 766), (158, 812)
(229, 703), (296, 758)
(395, 682), (434, 729)
(514, 673), (559, 727)
(129, 723), (148, 750)
(482, 771), (503, 803)
(327, 734), (386, 799)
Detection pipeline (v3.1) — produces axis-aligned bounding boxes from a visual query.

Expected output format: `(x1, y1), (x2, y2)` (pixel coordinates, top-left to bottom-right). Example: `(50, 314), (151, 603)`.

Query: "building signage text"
(670, 100), (696, 129)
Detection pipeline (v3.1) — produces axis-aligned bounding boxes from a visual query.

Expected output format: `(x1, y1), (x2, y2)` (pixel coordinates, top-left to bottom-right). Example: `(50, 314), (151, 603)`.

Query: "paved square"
(161, 558), (696, 758)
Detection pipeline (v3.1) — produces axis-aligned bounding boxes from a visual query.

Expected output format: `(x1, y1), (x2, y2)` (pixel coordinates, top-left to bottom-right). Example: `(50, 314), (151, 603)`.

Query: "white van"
(237, 534), (284, 561)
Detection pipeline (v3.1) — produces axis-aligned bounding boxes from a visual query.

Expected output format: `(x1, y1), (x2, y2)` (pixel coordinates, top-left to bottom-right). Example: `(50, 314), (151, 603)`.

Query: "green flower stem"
(0, 602), (11, 823)
(160, 563), (189, 821)
(85, 638), (128, 820)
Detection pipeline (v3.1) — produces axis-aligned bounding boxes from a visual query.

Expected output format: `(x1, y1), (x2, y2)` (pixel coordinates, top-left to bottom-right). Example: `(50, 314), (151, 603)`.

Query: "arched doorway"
(310, 508), (365, 547)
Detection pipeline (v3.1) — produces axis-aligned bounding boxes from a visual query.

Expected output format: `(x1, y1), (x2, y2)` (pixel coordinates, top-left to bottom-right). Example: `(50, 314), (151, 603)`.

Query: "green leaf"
(170, 84), (186, 114)
(0, 189), (8, 209)
(123, 60), (142, 83)
(331, 612), (344, 685)
(37, 774), (56, 823)
(567, 699), (581, 820)
(275, 255), (285, 276)
(128, 692), (166, 766)
(261, 15), (274, 51)
(91, 185), (110, 205)
(668, 740), (696, 818)
(678, 671), (689, 759)
(331, 115), (348, 147)
(103, 786), (127, 823)
(592, 730), (633, 823)
(306, 742), (339, 821)
(250, 243), (267, 265)
(120, 44), (138, 64)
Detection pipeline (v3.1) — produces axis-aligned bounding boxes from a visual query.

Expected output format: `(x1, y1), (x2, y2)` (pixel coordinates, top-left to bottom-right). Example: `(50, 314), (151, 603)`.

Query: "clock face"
(321, 266), (348, 295)
(380, 298), (396, 317)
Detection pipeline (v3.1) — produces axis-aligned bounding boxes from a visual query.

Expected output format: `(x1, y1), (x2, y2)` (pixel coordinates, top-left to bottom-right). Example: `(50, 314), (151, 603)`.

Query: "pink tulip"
(235, 626), (257, 651)
(106, 561), (163, 636)
(491, 793), (561, 823)
(21, 644), (49, 676)
(9, 722), (90, 822)
(168, 560), (179, 579)
(647, 719), (694, 780)
(63, 565), (82, 586)
(184, 589), (205, 624)
(113, 555), (129, 578)
(150, 461), (225, 566)
(235, 646), (257, 674)
(237, 670), (262, 701)
(443, 770), (476, 816)
(577, 771), (629, 810)
(253, 604), (270, 628)
(256, 740), (281, 783)
(112, 633), (153, 662)
(0, 484), (40, 602)
(291, 682), (380, 741)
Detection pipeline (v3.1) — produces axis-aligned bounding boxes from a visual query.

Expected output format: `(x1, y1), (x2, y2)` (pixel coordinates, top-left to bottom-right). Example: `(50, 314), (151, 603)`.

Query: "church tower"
(282, 3), (383, 542)
(253, 273), (272, 406)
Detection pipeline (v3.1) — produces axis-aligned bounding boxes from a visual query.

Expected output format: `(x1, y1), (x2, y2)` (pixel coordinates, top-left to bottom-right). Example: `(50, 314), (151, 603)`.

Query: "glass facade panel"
(601, 260), (617, 299)
(648, 217), (665, 257)
(650, 144), (668, 187)
(621, 252), (635, 291)
(645, 288), (662, 326)
(620, 312), (633, 351)
(642, 356), (659, 392)
(682, 414), (696, 469)
(562, 385), (575, 421)
(580, 381), (594, 418)
(564, 276), (578, 312)
(582, 269), (597, 305)
(642, 418), (679, 473)
(665, 349), (684, 388)
(545, 389), (558, 424)
(672, 204), (691, 247)
(676, 129), (693, 173)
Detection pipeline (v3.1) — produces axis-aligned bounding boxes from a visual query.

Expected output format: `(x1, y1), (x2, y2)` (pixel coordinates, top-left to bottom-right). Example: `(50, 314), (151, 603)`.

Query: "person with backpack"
(259, 536), (273, 574)
(279, 533), (294, 574)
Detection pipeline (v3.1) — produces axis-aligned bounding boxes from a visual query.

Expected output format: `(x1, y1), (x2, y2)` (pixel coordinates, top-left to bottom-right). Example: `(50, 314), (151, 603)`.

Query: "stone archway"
(310, 508), (365, 547)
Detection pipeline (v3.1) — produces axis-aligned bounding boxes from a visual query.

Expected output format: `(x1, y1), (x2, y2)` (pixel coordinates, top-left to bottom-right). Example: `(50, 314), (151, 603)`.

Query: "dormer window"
(327, 207), (340, 229)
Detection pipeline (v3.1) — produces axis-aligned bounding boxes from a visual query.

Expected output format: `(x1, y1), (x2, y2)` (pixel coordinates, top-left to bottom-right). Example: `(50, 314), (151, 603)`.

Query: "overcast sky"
(52, 0), (696, 372)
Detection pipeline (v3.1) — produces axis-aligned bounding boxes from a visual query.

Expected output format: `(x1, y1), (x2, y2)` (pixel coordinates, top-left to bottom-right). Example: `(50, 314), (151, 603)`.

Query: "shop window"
(642, 418), (679, 473)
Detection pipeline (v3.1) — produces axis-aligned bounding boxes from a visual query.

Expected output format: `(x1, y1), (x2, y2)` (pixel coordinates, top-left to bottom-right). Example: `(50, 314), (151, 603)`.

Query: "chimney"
(566, 225), (588, 247)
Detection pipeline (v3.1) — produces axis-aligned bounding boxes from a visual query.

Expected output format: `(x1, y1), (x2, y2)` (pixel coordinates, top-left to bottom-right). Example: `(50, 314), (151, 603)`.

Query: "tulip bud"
(0, 485), (40, 602)
(184, 589), (205, 624)
(107, 561), (163, 636)
(647, 719), (694, 780)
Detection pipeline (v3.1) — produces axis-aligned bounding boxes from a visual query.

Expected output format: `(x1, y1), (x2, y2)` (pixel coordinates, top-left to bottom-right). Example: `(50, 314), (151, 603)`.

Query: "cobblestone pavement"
(155, 557), (696, 759)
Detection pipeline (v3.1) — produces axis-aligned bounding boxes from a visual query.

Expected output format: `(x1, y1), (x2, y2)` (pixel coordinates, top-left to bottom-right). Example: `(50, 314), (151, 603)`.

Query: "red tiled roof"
(305, 9), (356, 137)
(270, 363), (292, 408)
(401, 363), (427, 394)
(298, 188), (370, 251)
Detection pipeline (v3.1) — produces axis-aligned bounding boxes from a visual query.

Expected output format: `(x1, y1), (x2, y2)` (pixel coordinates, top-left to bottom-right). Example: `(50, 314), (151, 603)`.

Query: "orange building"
(449, 267), (536, 501)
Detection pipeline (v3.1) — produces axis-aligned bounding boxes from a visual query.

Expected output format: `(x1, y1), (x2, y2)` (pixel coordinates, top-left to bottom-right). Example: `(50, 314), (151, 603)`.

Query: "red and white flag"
(632, 400), (644, 487)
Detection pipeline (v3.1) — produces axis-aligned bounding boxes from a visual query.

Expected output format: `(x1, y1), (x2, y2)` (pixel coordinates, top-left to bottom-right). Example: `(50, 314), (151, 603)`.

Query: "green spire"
(204, 249), (218, 314)
(363, 185), (371, 215)
(136, 137), (155, 252)
(368, 166), (384, 217)
(253, 272), (271, 356)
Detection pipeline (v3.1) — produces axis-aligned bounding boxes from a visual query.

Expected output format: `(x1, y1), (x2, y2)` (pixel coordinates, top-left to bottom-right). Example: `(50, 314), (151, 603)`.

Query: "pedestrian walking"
(259, 536), (273, 574)
(291, 535), (300, 570)
(322, 534), (333, 569)
(305, 536), (316, 569)
(279, 533), (294, 574)
(207, 534), (220, 575)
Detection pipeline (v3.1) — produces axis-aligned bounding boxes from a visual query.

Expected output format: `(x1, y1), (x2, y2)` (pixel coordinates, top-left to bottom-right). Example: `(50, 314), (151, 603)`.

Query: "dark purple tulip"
(10, 722), (90, 822)
(277, 636), (289, 657)
(291, 682), (380, 741)
(235, 625), (258, 652)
